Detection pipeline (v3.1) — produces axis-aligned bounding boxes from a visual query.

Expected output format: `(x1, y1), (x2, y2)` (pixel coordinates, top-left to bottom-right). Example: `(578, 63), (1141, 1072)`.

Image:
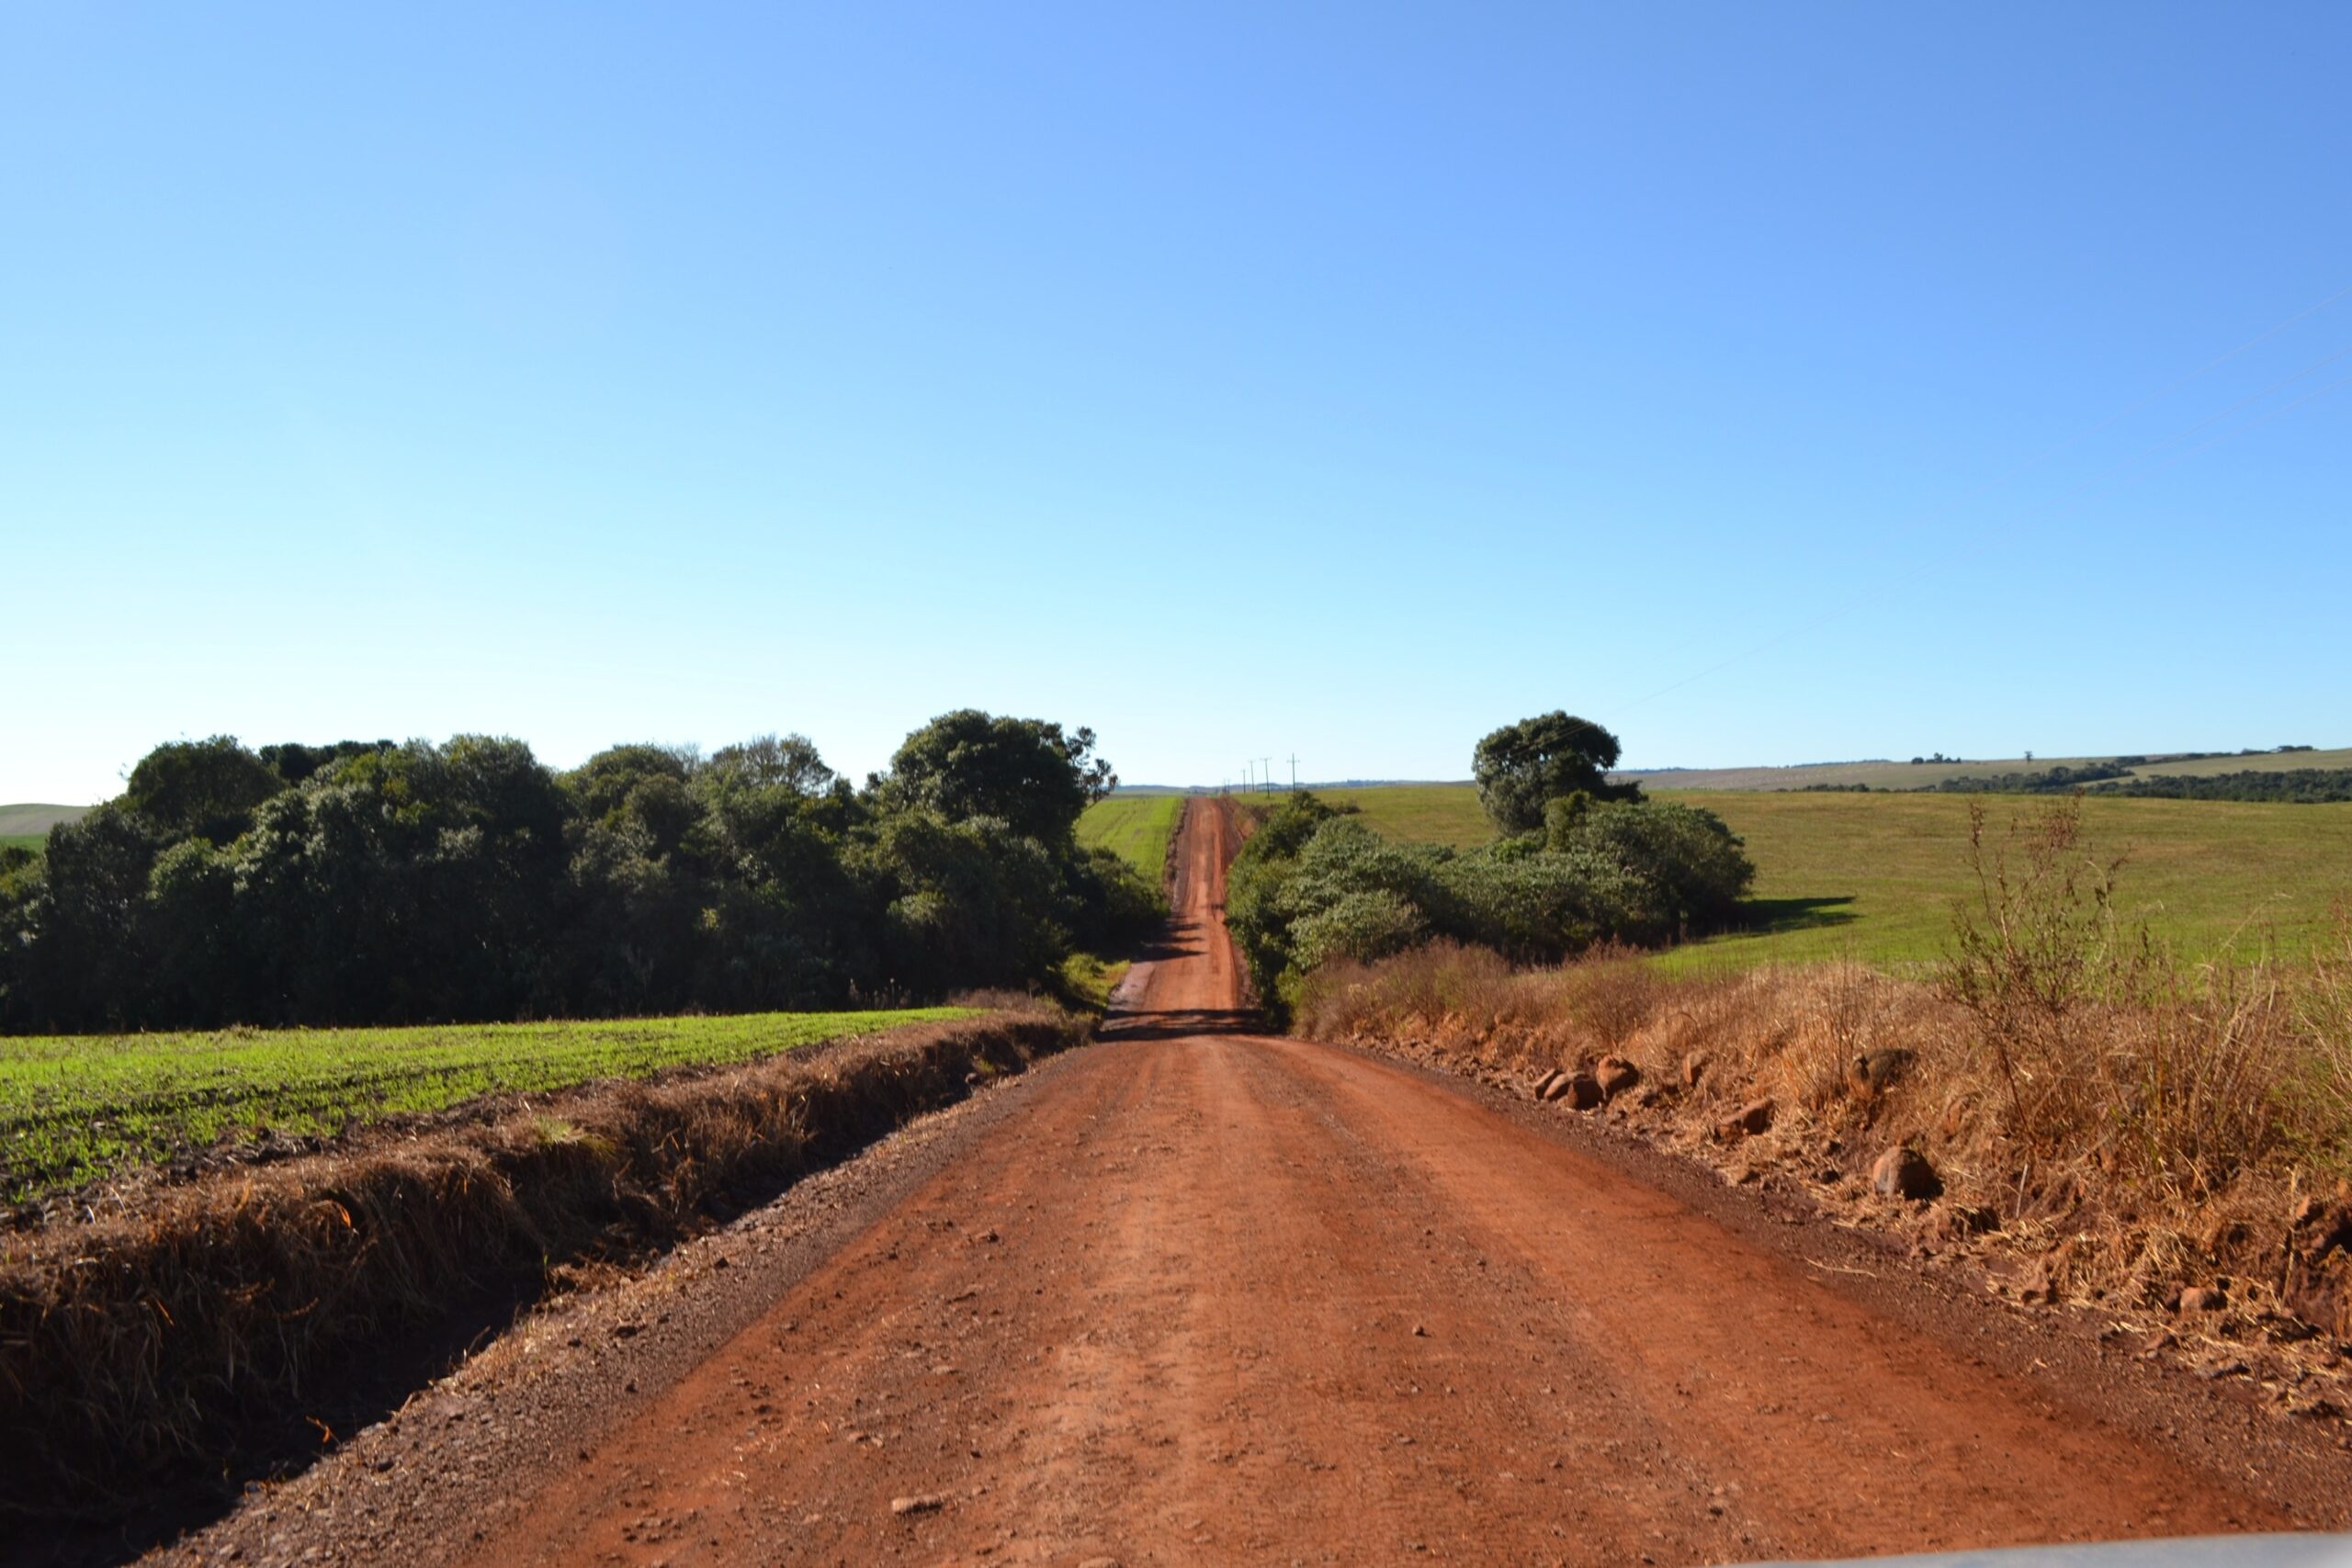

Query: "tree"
(122, 737), (282, 844)
(877, 710), (1114, 841)
(1472, 712), (1637, 835)
(706, 733), (835, 796)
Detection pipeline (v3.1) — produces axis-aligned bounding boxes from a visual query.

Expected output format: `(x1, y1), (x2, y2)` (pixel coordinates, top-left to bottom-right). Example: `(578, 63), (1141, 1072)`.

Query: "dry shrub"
(1557, 945), (1664, 1048)
(0, 1007), (1088, 1521)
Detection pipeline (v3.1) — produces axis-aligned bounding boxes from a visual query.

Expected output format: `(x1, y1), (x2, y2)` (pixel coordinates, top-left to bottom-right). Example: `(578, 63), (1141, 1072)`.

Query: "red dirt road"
(406, 798), (2318, 1566)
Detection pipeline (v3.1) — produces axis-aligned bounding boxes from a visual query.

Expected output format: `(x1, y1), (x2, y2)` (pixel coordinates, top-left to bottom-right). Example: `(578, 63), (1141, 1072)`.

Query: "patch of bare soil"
(141, 801), (2347, 1566)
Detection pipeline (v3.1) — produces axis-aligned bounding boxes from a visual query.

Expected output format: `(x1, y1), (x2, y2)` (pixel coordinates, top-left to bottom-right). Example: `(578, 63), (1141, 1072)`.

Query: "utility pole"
(1259, 757), (1272, 795)
(1287, 754), (1298, 792)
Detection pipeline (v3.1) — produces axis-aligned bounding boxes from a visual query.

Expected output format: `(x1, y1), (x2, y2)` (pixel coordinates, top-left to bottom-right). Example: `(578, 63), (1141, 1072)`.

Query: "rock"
(2018, 1259), (2059, 1306)
(2178, 1285), (2229, 1314)
(1850, 1047), (1914, 1093)
(1561, 1072), (1603, 1111)
(1536, 1071), (1568, 1101)
(2290, 1196), (2352, 1263)
(1923, 1201), (1997, 1245)
(1715, 1098), (1774, 1141)
(1871, 1146), (1943, 1202)
(1681, 1052), (1709, 1090)
(1078, 1559), (1125, 1568)
(890, 1494), (945, 1517)
(1595, 1055), (1641, 1100)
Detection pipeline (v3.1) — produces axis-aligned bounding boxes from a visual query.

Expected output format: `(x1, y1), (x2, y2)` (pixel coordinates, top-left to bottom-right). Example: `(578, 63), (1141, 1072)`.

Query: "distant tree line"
(1227, 714), (1755, 1016)
(2090, 769), (2352, 805)
(1926, 762), (2136, 794)
(1917, 764), (2352, 804)
(0, 712), (1160, 1034)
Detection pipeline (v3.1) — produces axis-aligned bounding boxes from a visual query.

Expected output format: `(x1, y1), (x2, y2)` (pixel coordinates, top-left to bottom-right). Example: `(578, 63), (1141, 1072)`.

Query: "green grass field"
(1285, 782), (2352, 975)
(0, 835), (42, 855)
(0, 1006), (977, 1204)
(1077, 794), (1185, 886)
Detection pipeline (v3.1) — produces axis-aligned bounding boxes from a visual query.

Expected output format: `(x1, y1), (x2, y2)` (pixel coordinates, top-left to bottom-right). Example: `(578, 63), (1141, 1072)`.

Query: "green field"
(0, 835), (42, 855)
(0, 1006), (977, 1204)
(1077, 793), (1185, 886)
(1613, 744), (2351, 794)
(1284, 782), (2352, 974)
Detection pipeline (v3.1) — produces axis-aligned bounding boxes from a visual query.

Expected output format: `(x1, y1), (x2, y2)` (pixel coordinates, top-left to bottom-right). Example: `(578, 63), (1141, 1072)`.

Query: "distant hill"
(1611, 746), (2352, 793)
(0, 803), (88, 837)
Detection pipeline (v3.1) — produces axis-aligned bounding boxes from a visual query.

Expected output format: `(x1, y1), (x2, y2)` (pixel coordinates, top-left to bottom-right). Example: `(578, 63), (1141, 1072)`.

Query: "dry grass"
(0, 1006), (1088, 1520)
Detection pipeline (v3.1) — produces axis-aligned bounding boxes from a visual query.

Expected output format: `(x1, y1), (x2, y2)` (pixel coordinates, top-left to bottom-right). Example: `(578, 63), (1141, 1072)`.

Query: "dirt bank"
(3, 1007), (1086, 1551)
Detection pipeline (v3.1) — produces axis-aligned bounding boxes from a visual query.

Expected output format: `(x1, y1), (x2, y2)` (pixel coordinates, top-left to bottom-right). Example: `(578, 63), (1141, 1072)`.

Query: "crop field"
(0, 1006), (977, 1204)
(1077, 793), (1184, 885)
(1288, 782), (2352, 975)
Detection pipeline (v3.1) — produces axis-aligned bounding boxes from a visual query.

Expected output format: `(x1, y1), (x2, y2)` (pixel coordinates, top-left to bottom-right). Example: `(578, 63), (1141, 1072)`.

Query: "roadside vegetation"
(1299, 799), (2352, 1347)
(1226, 715), (1754, 1018)
(0, 711), (1160, 1034)
(0, 1006), (974, 1205)
(1075, 793), (1184, 888)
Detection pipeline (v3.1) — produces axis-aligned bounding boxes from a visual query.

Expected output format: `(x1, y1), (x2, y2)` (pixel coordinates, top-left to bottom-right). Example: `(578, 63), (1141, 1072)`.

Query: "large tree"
(878, 710), (1114, 841)
(1472, 711), (1638, 835)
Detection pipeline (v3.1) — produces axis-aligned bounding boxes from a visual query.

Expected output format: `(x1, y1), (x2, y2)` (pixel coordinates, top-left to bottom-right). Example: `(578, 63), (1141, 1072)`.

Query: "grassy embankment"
(2, 1005), (1089, 1520)
(1076, 792), (1185, 885)
(0, 1007), (976, 1205)
(1263, 782), (2352, 974)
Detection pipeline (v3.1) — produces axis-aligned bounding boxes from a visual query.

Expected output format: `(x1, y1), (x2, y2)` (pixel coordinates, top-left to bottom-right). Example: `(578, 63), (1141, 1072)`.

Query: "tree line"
(0, 712), (1160, 1033)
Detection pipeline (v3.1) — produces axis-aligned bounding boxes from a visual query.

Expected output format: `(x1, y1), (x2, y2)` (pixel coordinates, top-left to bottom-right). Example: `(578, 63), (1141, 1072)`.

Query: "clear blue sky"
(5, 3), (2347, 803)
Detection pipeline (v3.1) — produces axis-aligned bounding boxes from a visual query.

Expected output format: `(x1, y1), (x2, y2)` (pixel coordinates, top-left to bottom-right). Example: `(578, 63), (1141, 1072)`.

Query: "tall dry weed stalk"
(1944, 797), (2141, 1155)
(1937, 796), (2323, 1208)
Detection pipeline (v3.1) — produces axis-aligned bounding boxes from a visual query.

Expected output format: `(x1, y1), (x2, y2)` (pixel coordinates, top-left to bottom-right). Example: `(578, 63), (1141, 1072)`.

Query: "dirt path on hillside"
(167, 798), (2344, 1566)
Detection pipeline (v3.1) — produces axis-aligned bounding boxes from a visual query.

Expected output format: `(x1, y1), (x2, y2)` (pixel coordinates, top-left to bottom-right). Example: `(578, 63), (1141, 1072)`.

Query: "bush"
(1226, 792), (1752, 1020)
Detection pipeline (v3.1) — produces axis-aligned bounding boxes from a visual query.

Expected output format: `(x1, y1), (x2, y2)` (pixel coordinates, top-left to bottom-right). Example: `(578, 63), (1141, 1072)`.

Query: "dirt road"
(175, 798), (2338, 1566)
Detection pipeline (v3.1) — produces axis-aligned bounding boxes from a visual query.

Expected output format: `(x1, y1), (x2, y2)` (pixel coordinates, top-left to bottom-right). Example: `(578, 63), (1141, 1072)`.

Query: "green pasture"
(1077, 794), (1184, 886)
(0, 836), (42, 856)
(1295, 782), (2352, 975)
(0, 1005), (977, 1204)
